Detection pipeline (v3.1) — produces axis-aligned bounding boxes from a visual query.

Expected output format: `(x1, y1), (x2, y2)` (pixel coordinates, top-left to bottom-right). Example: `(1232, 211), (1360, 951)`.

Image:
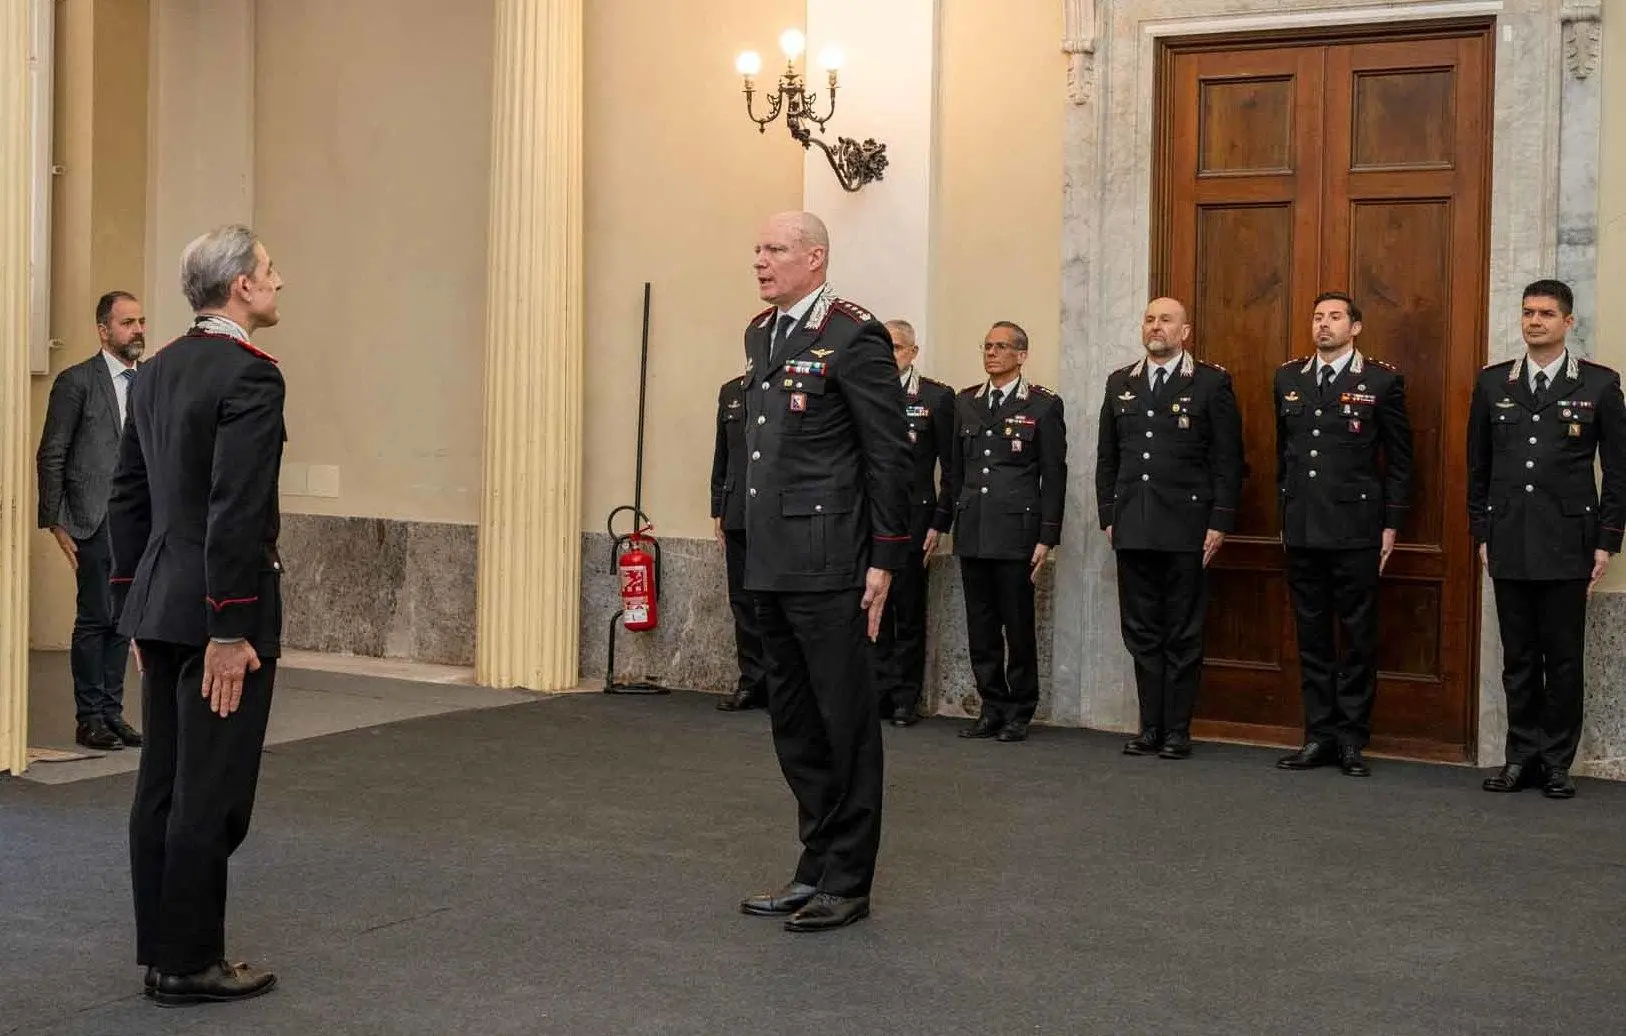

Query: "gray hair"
(884, 319), (916, 349)
(181, 224), (261, 311)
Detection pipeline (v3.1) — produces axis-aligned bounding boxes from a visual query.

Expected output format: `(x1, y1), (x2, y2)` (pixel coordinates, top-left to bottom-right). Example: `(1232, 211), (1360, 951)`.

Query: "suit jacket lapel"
(1506, 357), (1539, 412)
(1537, 354), (1578, 412)
(90, 355), (120, 426)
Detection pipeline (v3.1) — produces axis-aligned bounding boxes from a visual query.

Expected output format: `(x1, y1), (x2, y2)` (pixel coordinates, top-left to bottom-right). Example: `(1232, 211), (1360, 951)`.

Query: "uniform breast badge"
(1569, 423), (1582, 438)
(1177, 415), (1190, 430)
(1349, 419), (1362, 433)
(1011, 439), (1023, 453)
(790, 392), (807, 412)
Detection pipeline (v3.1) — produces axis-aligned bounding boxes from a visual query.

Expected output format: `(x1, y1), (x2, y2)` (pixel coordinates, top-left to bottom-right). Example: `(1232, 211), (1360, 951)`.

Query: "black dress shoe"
(105, 715), (143, 747)
(74, 719), (122, 751)
(1158, 731), (1193, 759)
(995, 720), (1030, 743)
(152, 960), (276, 1007)
(1338, 746), (1371, 777)
(716, 688), (765, 712)
(784, 893), (870, 932)
(1542, 769), (1577, 799)
(740, 881), (818, 916)
(1123, 728), (1163, 756)
(890, 707), (920, 728)
(1482, 762), (1543, 793)
(1276, 742), (1336, 770)
(144, 966), (158, 996)
(958, 716), (1002, 739)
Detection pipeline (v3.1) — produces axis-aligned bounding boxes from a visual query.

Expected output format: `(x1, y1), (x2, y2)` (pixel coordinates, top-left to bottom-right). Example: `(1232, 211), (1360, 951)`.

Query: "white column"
(803, 0), (939, 340)
(1, 0), (32, 774)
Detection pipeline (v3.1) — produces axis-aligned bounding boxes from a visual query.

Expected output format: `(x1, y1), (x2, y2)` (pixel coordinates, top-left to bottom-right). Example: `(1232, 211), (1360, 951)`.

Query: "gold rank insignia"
(810, 348), (834, 359)
(1178, 415), (1190, 430)
(1117, 390), (1136, 401)
(1495, 399), (1517, 408)
(1284, 390), (1301, 403)
(1570, 423), (1582, 437)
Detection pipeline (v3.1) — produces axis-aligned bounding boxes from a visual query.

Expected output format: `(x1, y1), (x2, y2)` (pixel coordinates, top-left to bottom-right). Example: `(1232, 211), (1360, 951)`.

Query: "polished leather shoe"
(995, 721), (1030, 743)
(740, 881), (818, 916)
(784, 893), (870, 932)
(1338, 746), (1371, 777)
(1482, 762), (1543, 793)
(1123, 728), (1163, 756)
(958, 716), (1002, 739)
(152, 960), (276, 1007)
(106, 715), (143, 747)
(716, 688), (764, 712)
(1276, 742), (1336, 770)
(74, 719), (122, 751)
(1542, 769), (1577, 799)
(1158, 731), (1193, 759)
(890, 707), (920, 728)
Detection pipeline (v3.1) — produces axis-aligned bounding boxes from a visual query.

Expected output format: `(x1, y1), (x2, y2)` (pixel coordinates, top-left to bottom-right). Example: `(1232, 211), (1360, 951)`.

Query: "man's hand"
(1478, 543), (1488, 569)
(1202, 529), (1225, 568)
(202, 639), (262, 718)
(1105, 525), (1113, 547)
(1379, 528), (1397, 574)
(712, 517), (725, 549)
(861, 567), (892, 642)
(131, 642), (144, 675)
(923, 529), (941, 558)
(50, 527), (78, 571)
(1589, 549), (1612, 596)
(1030, 544), (1050, 584)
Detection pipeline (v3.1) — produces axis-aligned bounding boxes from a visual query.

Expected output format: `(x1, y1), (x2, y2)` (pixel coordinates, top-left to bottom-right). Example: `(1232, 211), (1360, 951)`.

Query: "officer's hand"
(1478, 543), (1488, 569)
(922, 529), (941, 558)
(1589, 550), (1611, 596)
(1202, 529), (1225, 568)
(131, 642), (144, 675)
(712, 517), (725, 549)
(1379, 528), (1397, 574)
(1105, 525), (1113, 546)
(861, 568), (892, 641)
(50, 527), (78, 571)
(1030, 544), (1050, 584)
(202, 639), (262, 718)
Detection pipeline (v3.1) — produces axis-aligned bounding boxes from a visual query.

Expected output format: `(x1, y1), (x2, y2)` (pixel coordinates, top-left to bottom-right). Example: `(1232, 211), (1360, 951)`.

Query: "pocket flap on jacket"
(781, 487), (856, 516)
(1562, 497), (1598, 517)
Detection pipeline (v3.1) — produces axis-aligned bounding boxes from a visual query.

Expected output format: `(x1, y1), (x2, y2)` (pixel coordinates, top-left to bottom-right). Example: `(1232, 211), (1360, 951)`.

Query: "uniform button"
(982, 467), (990, 474)
(985, 430), (993, 437)
(1360, 493), (1368, 500)
(1309, 470), (1318, 478)
(1310, 450), (1319, 458)
(751, 451), (761, 461)
(984, 449), (992, 457)
(796, 381), (804, 389)
(1191, 494), (1199, 501)
(1142, 452), (1151, 460)
(1315, 408), (1323, 417)
(757, 415), (766, 425)
(1525, 460), (1534, 469)
(1141, 474), (1150, 482)
(1528, 436), (1537, 445)
(814, 504), (823, 512)
(980, 486), (988, 494)
(1525, 484), (1534, 492)
(761, 381), (769, 391)
(749, 487), (758, 497)
(1145, 431), (1153, 439)
(1532, 414), (1541, 423)
(1312, 430), (1321, 437)
(1146, 410), (1155, 417)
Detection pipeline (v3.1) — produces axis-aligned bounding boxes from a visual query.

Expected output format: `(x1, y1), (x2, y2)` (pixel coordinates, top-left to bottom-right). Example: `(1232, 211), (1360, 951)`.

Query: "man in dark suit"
(1274, 291), (1413, 778)
(869, 319), (956, 727)
(1470, 279), (1626, 799)
(36, 291), (147, 751)
(1096, 297), (1243, 759)
(735, 211), (911, 933)
(710, 375), (767, 711)
(110, 225), (285, 1005)
(951, 321), (1067, 744)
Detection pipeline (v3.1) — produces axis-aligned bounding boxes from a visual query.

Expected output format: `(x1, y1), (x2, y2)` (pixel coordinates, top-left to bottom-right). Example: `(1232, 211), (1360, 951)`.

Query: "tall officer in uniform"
(111, 225), (286, 1004)
(735, 211), (912, 932)
(1096, 297), (1244, 759)
(1470, 279), (1626, 799)
(952, 321), (1067, 744)
(870, 319), (956, 727)
(1274, 292), (1413, 778)
(710, 374), (768, 711)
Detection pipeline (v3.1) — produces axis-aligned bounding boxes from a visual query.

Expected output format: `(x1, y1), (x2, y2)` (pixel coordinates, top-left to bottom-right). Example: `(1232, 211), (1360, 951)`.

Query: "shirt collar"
(1147, 351), (1184, 379)
(899, 365), (914, 388)
(1528, 350), (1567, 389)
(984, 374), (1024, 399)
(1315, 348), (1355, 379)
(194, 313), (253, 342)
(777, 286), (824, 326)
(101, 348), (134, 378)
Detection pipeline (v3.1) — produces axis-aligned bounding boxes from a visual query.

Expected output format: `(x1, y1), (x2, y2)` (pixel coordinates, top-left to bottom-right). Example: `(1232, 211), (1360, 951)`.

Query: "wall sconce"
(736, 29), (889, 193)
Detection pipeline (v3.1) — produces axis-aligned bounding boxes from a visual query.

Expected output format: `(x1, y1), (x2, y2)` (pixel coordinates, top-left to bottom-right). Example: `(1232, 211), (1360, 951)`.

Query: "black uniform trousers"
(69, 519), (130, 723)
(130, 640), (276, 975)
(960, 558), (1039, 724)
(1116, 549), (1207, 735)
(1285, 547), (1380, 749)
(870, 515), (931, 715)
(755, 588), (883, 898)
(723, 530), (768, 700)
(1492, 578), (1588, 771)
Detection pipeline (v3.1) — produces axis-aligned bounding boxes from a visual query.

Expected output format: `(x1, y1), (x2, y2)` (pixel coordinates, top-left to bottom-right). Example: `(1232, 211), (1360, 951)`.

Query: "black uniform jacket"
(1274, 349), (1413, 550)
(1096, 352), (1244, 552)
(950, 376), (1068, 561)
(710, 376), (749, 532)
(900, 365), (958, 541)
(109, 328), (286, 654)
(1468, 352), (1626, 580)
(740, 285), (913, 593)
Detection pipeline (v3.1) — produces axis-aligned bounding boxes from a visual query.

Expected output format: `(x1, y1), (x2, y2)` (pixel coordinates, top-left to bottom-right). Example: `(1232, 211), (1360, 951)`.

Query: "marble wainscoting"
(1574, 591), (1626, 780)
(278, 514), (478, 665)
(579, 532), (1057, 718)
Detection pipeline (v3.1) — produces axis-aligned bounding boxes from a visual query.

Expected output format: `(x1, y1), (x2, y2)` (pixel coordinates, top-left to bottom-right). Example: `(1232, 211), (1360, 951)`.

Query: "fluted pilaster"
(475, 0), (585, 691)
(0, 1), (31, 773)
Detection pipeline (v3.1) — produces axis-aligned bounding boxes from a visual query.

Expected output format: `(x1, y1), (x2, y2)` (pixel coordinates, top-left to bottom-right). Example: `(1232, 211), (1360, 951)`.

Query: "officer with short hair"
(710, 375), (768, 711)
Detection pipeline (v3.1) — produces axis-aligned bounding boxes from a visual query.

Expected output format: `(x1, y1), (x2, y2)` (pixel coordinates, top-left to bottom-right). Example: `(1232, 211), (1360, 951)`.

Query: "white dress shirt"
(1527, 350), (1566, 393)
(101, 349), (136, 427)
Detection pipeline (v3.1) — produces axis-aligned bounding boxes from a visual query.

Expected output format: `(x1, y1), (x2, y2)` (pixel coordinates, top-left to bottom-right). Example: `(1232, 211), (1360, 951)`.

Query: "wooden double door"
(1152, 22), (1494, 761)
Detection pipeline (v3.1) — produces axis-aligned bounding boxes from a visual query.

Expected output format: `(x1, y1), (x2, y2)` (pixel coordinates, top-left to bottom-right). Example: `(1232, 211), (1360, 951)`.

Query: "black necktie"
(1319, 364), (1336, 401)
(772, 314), (794, 353)
(989, 387), (1004, 412)
(1534, 370), (1549, 405)
(1152, 367), (1167, 399)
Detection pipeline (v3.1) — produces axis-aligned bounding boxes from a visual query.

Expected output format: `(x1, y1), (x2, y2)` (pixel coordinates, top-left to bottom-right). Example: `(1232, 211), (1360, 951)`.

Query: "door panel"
(1153, 23), (1492, 761)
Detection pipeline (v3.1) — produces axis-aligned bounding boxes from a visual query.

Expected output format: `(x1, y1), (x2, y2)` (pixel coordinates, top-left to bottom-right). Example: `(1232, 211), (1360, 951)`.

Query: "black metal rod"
(633, 282), (652, 524)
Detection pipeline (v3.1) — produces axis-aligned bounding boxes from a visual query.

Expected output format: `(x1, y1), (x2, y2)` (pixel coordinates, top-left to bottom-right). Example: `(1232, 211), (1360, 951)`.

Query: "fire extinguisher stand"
(603, 282), (673, 695)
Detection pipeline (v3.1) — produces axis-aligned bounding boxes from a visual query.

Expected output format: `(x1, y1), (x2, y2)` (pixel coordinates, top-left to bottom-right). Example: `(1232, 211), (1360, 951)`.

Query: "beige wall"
(580, 0), (807, 539)
(29, 0), (149, 649)
(253, 0), (492, 525)
(930, 0), (1064, 394)
(1595, 14), (1624, 591)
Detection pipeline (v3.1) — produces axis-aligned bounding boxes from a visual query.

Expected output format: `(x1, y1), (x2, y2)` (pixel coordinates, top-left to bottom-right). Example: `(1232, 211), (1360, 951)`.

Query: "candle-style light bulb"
(736, 50), (762, 77)
(817, 44), (845, 71)
(779, 29), (806, 60)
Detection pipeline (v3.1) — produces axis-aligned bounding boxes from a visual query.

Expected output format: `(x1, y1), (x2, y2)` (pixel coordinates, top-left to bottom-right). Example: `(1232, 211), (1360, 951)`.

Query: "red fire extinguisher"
(616, 526), (659, 632)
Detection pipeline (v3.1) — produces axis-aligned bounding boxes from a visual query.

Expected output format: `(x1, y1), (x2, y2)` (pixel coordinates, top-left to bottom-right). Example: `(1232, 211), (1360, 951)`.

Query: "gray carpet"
(3, 687), (1624, 1035)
